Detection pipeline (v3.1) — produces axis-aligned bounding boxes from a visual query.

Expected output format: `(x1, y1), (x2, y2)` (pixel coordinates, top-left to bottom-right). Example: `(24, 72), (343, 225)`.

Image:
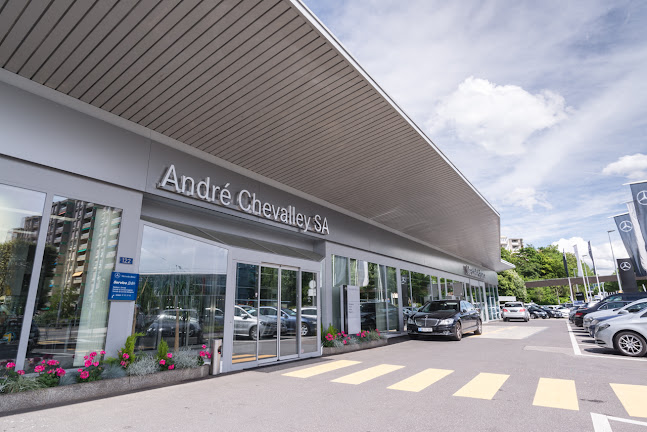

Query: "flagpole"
(563, 250), (574, 303)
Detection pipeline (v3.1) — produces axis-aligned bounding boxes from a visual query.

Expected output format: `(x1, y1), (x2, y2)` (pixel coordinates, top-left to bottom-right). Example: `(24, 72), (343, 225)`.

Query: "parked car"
(145, 309), (203, 343)
(407, 300), (482, 341)
(587, 299), (647, 337)
(402, 306), (419, 318)
(528, 306), (548, 319)
(554, 307), (570, 318)
(502, 302), (529, 322)
(233, 306), (277, 339)
(573, 293), (647, 327)
(300, 307), (318, 320)
(258, 306), (315, 336)
(595, 309), (647, 357)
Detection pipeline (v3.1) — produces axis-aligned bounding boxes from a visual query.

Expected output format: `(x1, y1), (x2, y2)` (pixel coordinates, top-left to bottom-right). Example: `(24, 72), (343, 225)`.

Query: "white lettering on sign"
(158, 164), (330, 235)
(464, 265), (486, 279)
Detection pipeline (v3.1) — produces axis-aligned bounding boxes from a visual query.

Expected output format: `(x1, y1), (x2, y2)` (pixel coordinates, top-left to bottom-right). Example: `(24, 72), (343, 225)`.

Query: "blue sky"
(302, 0), (647, 274)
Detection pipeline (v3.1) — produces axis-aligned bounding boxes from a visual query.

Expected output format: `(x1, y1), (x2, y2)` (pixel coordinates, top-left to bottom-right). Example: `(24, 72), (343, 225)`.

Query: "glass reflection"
(233, 263), (258, 363)
(258, 266), (278, 361)
(279, 269), (297, 357)
(301, 271), (317, 354)
(0, 184), (45, 364)
(31, 196), (121, 369)
(137, 226), (227, 357)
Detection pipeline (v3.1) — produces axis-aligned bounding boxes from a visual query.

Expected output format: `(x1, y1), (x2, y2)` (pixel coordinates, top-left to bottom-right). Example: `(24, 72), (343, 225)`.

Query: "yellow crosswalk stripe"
(332, 364), (404, 385)
(283, 360), (361, 378)
(388, 368), (453, 392)
(532, 378), (579, 410)
(453, 373), (509, 400)
(611, 383), (647, 418)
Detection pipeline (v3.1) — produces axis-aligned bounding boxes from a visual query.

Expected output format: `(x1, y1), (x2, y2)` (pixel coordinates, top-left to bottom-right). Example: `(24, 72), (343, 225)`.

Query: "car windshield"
(282, 308), (297, 316)
(420, 301), (459, 312)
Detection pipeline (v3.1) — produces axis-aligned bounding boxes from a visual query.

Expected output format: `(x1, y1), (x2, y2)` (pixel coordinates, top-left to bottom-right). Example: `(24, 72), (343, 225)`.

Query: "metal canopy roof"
(0, 0), (504, 271)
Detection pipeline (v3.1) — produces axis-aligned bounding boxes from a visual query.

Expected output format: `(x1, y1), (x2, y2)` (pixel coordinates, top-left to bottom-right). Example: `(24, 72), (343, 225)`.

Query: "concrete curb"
(0, 365), (210, 416)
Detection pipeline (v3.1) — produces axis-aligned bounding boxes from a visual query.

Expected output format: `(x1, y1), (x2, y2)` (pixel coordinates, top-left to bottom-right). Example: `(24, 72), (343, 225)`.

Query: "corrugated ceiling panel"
(0, 0), (502, 269)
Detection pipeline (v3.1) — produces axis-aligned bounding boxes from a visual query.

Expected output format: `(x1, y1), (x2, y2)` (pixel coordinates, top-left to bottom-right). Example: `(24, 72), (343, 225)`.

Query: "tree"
(497, 270), (527, 302)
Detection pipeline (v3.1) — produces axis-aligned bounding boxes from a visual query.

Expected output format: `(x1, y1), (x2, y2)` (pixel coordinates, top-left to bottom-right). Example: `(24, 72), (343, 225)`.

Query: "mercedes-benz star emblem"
(637, 190), (647, 206)
(619, 220), (634, 232)
(620, 262), (632, 271)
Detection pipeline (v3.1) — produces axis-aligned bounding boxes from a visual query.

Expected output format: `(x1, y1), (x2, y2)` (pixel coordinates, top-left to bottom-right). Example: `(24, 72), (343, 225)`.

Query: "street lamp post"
(607, 229), (623, 292)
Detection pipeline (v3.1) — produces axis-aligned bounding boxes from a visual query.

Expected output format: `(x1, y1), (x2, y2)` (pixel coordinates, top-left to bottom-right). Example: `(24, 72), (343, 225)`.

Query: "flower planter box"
(0, 365), (209, 416)
(322, 339), (387, 356)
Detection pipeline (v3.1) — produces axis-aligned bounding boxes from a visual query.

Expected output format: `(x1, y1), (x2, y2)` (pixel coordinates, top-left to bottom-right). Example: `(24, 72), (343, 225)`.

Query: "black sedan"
(407, 300), (482, 341)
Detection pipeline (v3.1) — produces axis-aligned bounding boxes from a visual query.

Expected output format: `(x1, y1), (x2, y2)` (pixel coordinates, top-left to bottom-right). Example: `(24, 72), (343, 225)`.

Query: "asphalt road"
(2, 319), (647, 432)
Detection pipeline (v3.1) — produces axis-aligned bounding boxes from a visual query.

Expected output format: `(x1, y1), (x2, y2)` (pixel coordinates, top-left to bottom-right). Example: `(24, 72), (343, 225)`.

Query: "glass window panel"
(447, 280), (454, 297)
(400, 270), (410, 308)
(0, 184), (46, 364)
(410, 272), (430, 308)
(233, 263), (258, 363)
(382, 265), (399, 332)
(136, 225), (227, 360)
(279, 269), (297, 357)
(30, 197), (121, 369)
(331, 255), (348, 330)
(301, 271), (317, 354)
(430, 276), (439, 300)
(258, 266), (278, 361)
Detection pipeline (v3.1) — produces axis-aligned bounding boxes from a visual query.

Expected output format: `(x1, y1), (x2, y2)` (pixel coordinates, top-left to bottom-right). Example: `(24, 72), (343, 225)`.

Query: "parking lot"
(2, 318), (647, 431)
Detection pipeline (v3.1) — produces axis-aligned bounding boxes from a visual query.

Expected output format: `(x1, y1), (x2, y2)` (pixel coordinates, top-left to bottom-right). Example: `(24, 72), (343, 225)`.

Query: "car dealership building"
(0, 0), (510, 373)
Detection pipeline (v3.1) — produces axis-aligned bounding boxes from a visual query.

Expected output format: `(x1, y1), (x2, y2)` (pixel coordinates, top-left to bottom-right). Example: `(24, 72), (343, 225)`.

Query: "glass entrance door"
(232, 263), (315, 365)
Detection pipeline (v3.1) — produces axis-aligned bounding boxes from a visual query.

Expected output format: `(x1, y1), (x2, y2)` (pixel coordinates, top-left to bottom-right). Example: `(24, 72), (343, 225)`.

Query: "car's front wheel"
(614, 331), (647, 357)
(474, 319), (482, 335)
(249, 325), (257, 340)
(451, 322), (462, 341)
(300, 322), (309, 336)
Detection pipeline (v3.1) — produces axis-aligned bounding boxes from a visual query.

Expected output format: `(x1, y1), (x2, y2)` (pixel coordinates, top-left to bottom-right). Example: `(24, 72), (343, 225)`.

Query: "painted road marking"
(610, 383), (647, 418)
(387, 368), (454, 392)
(478, 326), (546, 340)
(332, 364), (404, 385)
(533, 378), (579, 411)
(453, 373), (509, 400)
(283, 360), (361, 378)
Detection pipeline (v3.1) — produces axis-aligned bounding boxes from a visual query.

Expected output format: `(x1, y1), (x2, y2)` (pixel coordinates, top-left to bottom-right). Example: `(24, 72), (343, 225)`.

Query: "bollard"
(209, 339), (222, 375)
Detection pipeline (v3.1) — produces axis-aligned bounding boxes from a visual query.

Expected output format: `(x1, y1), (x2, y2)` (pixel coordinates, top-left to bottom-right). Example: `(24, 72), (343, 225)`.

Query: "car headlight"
(591, 319), (599, 325)
(438, 318), (454, 325)
(597, 323), (610, 332)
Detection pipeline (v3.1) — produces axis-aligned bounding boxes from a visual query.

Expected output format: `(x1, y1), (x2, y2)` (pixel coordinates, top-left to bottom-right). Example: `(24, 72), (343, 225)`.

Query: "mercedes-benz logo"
(619, 220), (634, 232)
(114, 272), (121, 279)
(637, 190), (647, 206)
(620, 262), (632, 271)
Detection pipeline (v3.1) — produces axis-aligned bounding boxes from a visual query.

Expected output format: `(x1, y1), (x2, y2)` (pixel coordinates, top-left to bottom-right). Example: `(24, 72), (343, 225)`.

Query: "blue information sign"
(108, 271), (139, 301)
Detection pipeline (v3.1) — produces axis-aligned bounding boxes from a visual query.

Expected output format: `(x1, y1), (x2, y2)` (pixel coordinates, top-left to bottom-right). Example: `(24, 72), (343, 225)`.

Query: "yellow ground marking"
(332, 364), (404, 385)
(232, 357), (255, 364)
(232, 354), (255, 358)
(486, 327), (511, 334)
(258, 355), (276, 359)
(388, 368), (454, 392)
(283, 360), (361, 378)
(611, 383), (647, 418)
(453, 373), (510, 400)
(532, 378), (579, 411)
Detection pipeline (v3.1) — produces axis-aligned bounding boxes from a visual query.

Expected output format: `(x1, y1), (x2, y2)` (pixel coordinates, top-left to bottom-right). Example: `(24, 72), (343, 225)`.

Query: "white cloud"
(427, 77), (570, 155)
(602, 153), (647, 180)
(500, 187), (552, 211)
(552, 236), (628, 276)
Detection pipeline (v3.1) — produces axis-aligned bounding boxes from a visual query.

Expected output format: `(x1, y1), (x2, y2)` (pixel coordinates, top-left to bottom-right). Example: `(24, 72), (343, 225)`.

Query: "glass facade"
(0, 184), (45, 364)
(136, 225), (227, 356)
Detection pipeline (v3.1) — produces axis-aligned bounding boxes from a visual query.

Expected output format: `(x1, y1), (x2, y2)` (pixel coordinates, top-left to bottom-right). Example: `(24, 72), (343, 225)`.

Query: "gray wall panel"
(0, 81), (150, 191)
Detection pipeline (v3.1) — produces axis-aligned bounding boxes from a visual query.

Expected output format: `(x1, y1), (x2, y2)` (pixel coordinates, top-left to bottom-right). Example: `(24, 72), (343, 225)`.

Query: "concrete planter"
(322, 339), (387, 356)
(0, 365), (209, 416)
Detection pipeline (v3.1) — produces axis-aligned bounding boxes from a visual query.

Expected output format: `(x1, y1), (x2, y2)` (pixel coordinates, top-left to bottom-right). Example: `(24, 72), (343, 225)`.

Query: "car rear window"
(504, 303), (522, 307)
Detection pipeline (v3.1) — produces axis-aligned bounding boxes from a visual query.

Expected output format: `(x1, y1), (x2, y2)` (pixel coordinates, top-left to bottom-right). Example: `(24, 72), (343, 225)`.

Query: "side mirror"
(242, 315), (249, 319)
(618, 309), (629, 315)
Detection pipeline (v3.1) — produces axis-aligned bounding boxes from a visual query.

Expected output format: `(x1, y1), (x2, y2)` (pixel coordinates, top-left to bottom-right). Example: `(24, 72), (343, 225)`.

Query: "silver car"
(584, 298), (647, 330)
(595, 310), (647, 357)
(501, 302), (529, 322)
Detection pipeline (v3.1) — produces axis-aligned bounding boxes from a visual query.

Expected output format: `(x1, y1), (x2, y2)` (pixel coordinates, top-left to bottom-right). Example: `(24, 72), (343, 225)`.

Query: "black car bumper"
(408, 323), (456, 336)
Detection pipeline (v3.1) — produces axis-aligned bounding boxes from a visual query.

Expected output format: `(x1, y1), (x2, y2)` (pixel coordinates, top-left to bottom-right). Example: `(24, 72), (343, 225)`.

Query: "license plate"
(418, 327), (434, 332)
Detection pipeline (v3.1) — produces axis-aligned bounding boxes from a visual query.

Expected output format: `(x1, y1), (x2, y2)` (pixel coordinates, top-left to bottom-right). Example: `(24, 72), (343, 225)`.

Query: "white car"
(584, 298), (647, 330)
(502, 302), (529, 322)
(595, 309), (647, 357)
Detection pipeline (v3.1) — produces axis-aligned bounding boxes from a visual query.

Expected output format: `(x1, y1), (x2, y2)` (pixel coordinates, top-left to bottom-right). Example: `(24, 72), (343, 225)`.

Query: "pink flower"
(207, 353), (212, 359)
(47, 359), (58, 366)
(100, 351), (106, 355)
(120, 361), (126, 366)
(5, 362), (15, 369)
(56, 368), (66, 377)
(325, 333), (334, 341)
(166, 353), (173, 359)
(80, 371), (89, 380)
(343, 340), (348, 345)
(84, 360), (92, 367)
(168, 365), (175, 370)
(122, 353), (129, 360)
(83, 356), (88, 360)
(34, 365), (45, 373)
(202, 344), (207, 349)
(89, 352), (97, 358)
(16, 370), (25, 375)
(92, 362), (99, 367)
(78, 368), (83, 373)
(47, 370), (54, 374)
(159, 359), (166, 365)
